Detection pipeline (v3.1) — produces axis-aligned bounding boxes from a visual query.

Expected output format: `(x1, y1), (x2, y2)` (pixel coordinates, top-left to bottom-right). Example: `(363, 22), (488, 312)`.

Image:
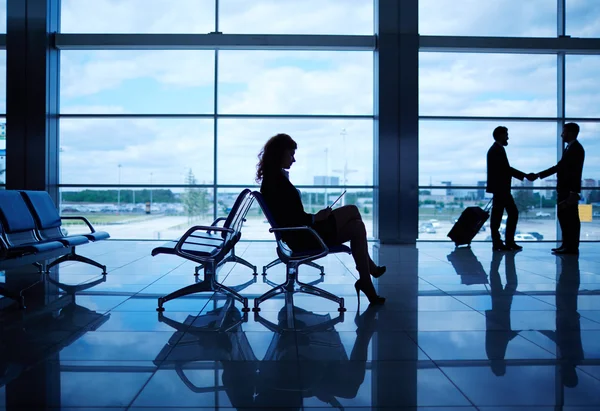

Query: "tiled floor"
(1, 240), (600, 410)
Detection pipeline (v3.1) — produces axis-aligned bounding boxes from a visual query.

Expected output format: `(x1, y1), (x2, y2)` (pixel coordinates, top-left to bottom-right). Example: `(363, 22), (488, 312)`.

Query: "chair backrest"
(20, 190), (64, 241)
(251, 191), (284, 243)
(221, 189), (254, 243)
(0, 191), (41, 247)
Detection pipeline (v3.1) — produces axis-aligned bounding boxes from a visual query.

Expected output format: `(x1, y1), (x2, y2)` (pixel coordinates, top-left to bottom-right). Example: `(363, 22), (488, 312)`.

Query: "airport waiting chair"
(20, 190), (110, 274)
(251, 191), (349, 313)
(152, 189), (255, 312)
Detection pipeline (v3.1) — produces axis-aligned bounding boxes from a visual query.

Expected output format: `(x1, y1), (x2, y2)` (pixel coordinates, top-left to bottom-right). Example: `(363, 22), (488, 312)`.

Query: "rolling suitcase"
(447, 199), (492, 247)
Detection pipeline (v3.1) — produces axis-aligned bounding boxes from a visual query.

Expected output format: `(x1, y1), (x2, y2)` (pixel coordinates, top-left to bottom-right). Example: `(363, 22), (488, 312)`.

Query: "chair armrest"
(207, 217), (227, 233)
(269, 226), (329, 264)
(60, 216), (96, 233)
(174, 225), (233, 262)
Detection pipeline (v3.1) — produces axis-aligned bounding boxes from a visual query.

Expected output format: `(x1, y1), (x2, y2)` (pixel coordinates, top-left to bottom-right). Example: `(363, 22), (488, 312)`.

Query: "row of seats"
(152, 189), (350, 315)
(0, 190), (109, 308)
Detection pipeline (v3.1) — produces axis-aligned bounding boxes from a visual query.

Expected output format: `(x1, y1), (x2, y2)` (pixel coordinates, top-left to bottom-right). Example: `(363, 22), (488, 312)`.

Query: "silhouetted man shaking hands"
(486, 126), (531, 251)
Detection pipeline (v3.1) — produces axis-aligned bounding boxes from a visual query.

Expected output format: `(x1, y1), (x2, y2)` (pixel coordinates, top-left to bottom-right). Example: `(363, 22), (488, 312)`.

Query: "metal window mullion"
(213, 49), (219, 221)
(54, 33), (377, 51)
(556, 51), (566, 243)
(215, 0), (219, 33)
(558, 0), (566, 37)
(57, 113), (374, 120)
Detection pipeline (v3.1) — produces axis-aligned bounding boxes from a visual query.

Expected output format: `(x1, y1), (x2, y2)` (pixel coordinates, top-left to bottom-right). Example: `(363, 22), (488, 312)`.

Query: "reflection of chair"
(252, 191), (349, 313)
(0, 274), (109, 387)
(152, 189), (256, 312)
(257, 304), (378, 409)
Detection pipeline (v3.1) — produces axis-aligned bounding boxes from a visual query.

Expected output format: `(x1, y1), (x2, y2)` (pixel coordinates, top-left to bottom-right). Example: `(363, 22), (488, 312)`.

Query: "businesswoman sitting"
(256, 133), (385, 305)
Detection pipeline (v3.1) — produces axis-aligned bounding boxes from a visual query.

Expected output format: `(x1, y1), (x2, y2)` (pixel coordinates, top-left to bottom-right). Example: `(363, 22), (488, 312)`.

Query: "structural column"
(6, 0), (60, 203)
(374, 0), (419, 244)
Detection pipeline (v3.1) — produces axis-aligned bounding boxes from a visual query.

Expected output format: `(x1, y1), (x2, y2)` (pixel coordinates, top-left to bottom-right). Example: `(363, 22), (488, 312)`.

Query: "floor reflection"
(1, 241), (600, 409)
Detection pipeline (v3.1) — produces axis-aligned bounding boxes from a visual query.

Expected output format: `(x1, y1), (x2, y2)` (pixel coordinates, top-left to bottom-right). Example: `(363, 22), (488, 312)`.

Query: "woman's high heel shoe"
(354, 280), (385, 307)
(371, 265), (387, 278)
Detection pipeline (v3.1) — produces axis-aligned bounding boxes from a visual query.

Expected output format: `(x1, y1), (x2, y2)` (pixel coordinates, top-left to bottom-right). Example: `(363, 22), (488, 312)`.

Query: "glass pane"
(218, 51), (373, 115)
(577, 122), (600, 187)
(224, 187), (374, 240)
(0, 118), (4, 185)
(566, 55), (600, 118)
(419, 120), (557, 186)
(60, 0), (215, 33)
(0, 0), (5, 33)
(567, 0), (600, 37)
(419, 53), (557, 117)
(217, 119), (373, 186)
(0, 51), (5, 113)
(418, 188), (558, 241)
(219, 0), (373, 35)
(60, 51), (215, 114)
(60, 187), (214, 240)
(60, 119), (214, 184)
(419, 0), (556, 37)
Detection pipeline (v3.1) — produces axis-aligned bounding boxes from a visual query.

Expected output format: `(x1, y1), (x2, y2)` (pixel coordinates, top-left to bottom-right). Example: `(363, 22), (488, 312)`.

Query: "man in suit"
(529, 123), (585, 254)
(487, 126), (527, 251)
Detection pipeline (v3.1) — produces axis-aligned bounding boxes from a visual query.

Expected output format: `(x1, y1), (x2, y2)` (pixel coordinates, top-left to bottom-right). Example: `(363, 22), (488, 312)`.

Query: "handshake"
(525, 173), (539, 182)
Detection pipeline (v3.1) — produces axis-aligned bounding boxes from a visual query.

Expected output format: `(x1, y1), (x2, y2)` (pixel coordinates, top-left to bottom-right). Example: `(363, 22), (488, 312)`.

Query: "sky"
(2, 0), (600, 189)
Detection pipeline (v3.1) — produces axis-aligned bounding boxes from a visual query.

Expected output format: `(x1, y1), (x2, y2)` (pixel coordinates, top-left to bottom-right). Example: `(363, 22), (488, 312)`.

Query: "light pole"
(150, 172), (153, 213)
(324, 147), (329, 207)
(117, 164), (122, 214)
(333, 128), (357, 206)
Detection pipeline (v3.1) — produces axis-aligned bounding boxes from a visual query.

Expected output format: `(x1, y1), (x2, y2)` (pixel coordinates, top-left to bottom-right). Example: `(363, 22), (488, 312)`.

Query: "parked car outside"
(514, 233), (537, 241)
(419, 222), (436, 234)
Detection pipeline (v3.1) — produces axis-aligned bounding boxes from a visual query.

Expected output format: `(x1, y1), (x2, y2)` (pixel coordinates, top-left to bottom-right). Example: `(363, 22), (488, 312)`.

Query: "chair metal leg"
(297, 280), (346, 312)
(48, 250), (107, 274)
(231, 255), (258, 275)
(214, 282), (250, 312)
(262, 257), (282, 275)
(0, 285), (25, 309)
(254, 262), (346, 313)
(306, 260), (325, 275)
(252, 283), (287, 312)
(45, 273), (107, 295)
(157, 279), (214, 312)
(158, 259), (252, 313)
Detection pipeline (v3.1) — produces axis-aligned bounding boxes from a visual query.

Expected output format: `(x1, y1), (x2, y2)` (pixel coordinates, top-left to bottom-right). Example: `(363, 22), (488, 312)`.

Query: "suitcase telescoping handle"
(484, 198), (493, 212)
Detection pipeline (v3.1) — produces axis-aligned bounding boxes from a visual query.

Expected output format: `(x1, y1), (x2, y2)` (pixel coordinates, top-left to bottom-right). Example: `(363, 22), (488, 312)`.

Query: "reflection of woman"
(256, 133), (384, 305)
(297, 305), (383, 404)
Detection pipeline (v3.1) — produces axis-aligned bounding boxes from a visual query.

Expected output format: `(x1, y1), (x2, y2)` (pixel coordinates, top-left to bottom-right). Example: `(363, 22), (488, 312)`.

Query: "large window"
(58, 2), (375, 240)
(418, 0), (600, 243)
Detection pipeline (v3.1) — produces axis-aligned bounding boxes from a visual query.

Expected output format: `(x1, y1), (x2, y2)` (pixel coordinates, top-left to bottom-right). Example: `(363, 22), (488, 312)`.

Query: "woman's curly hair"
(256, 133), (297, 183)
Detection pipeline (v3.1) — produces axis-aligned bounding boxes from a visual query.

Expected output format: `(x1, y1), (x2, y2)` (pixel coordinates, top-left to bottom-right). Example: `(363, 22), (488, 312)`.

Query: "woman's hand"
(314, 207), (332, 222)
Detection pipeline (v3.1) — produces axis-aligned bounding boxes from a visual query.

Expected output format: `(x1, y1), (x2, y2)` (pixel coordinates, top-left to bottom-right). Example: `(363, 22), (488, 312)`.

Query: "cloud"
(567, 0), (600, 37)
(60, 118), (214, 185)
(419, 0), (556, 37)
(219, 51), (372, 114)
(419, 53), (556, 117)
(218, 0), (373, 35)
(61, 0), (215, 33)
